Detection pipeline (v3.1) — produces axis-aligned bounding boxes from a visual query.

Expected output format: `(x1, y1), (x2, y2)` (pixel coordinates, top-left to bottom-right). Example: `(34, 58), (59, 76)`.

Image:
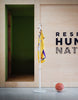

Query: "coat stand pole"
(33, 24), (46, 93)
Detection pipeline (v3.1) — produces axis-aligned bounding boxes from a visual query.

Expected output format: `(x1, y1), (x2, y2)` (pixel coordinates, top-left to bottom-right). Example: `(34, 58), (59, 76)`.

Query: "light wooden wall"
(40, 4), (78, 87)
(0, 0), (78, 87)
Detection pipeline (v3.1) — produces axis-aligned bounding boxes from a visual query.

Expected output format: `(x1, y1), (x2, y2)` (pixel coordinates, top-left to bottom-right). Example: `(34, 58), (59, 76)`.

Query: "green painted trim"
(11, 16), (13, 58)
(5, 6), (8, 81)
(6, 5), (34, 8)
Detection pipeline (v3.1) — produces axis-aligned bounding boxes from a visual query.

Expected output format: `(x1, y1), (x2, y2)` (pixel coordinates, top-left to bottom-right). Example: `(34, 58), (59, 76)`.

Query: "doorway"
(5, 5), (34, 81)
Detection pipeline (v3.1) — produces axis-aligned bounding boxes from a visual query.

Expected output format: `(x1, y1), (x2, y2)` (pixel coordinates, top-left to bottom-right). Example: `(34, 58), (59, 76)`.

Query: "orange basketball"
(55, 83), (64, 92)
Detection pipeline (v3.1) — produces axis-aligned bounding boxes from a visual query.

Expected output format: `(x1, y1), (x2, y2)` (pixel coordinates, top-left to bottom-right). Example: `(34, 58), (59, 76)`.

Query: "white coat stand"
(34, 24), (46, 93)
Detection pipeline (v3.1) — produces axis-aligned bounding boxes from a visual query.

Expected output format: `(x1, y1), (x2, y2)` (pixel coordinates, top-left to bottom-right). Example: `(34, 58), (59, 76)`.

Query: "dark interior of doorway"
(5, 5), (34, 81)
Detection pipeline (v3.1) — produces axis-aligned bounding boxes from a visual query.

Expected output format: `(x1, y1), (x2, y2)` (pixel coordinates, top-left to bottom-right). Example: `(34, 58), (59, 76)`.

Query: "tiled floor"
(0, 88), (78, 100)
